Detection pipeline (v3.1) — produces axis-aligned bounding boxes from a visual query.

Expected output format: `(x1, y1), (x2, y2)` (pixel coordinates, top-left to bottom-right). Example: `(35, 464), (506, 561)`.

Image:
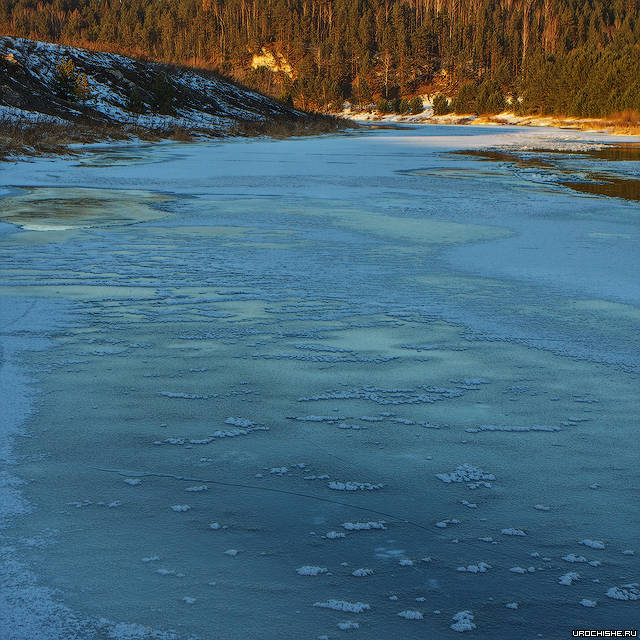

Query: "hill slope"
(0, 37), (341, 155)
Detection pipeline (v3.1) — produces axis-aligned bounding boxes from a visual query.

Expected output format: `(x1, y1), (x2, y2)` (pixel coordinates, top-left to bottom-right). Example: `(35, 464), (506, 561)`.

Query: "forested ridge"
(1, 0), (640, 117)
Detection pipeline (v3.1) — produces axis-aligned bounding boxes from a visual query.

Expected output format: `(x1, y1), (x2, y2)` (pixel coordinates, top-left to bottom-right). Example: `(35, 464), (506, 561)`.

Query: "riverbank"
(340, 107), (640, 137)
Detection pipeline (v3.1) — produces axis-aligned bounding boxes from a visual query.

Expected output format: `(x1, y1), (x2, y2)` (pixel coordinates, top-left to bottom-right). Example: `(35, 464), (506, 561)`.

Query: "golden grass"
(0, 112), (352, 160)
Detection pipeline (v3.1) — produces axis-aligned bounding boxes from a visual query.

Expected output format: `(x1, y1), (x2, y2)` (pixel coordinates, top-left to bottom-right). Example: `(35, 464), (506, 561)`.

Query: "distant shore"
(339, 109), (640, 138)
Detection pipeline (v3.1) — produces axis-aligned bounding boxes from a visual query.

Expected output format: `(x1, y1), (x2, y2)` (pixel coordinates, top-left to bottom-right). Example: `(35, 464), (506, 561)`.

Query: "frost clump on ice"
(580, 539), (605, 550)
(325, 531), (346, 539)
(559, 572), (581, 585)
(397, 610), (424, 620)
(451, 610), (476, 632)
(342, 521), (386, 531)
(436, 464), (494, 488)
(465, 424), (560, 433)
(509, 567), (535, 574)
(457, 562), (491, 573)
(296, 566), (328, 576)
(352, 568), (374, 577)
(605, 584), (640, 600)
(436, 519), (460, 528)
(562, 554), (599, 564)
(329, 481), (384, 491)
(337, 621), (359, 630)
(225, 417), (255, 428)
(314, 600), (371, 613)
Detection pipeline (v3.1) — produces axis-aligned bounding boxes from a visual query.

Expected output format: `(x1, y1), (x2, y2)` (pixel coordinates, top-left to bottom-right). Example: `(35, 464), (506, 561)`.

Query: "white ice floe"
(225, 417), (255, 428)
(342, 521), (386, 531)
(461, 500), (477, 509)
(141, 556), (159, 563)
(509, 567), (528, 574)
(123, 478), (142, 486)
(623, 550), (635, 555)
(505, 602), (519, 609)
(435, 519), (460, 528)
(158, 392), (211, 400)
(534, 504), (550, 511)
(466, 424), (560, 433)
(457, 562), (491, 573)
(562, 554), (600, 564)
(209, 522), (223, 530)
(559, 572), (581, 585)
(297, 566), (328, 576)
(185, 485), (208, 492)
(155, 569), (184, 577)
(314, 600), (371, 613)
(580, 539), (605, 550)
(224, 549), (239, 557)
(436, 464), (494, 488)
(399, 559), (414, 566)
(580, 599), (597, 607)
(352, 569), (374, 577)
(337, 423), (367, 430)
(270, 467), (289, 474)
(170, 505), (191, 512)
(605, 584), (640, 600)
(329, 481), (384, 491)
(398, 610), (423, 620)
(182, 597), (197, 605)
(451, 610), (476, 632)
(501, 528), (526, 536)
(325, 531), (347, 539)
(337, 621), (359, 630)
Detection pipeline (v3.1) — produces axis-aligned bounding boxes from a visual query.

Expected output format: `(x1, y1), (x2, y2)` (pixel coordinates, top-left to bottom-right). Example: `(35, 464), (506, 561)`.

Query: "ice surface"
(1, 124), (639, 639)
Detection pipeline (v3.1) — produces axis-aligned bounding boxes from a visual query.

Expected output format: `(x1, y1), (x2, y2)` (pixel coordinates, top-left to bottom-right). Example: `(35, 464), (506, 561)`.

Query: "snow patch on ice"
(314, 600), (371, 613)
(451, 610), (476, 632)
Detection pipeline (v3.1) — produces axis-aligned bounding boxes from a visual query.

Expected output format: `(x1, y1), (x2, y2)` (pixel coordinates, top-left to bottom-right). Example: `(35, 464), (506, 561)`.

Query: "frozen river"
(1, 125), (639, 639)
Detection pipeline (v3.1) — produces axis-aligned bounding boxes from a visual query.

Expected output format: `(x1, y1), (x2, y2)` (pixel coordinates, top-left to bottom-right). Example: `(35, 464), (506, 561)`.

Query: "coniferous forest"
(1, 0), (640, 117)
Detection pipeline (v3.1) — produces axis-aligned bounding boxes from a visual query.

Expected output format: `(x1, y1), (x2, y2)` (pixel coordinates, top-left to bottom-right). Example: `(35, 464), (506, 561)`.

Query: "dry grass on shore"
(0, 112), (350, 160)
(476, 109), (640, 136)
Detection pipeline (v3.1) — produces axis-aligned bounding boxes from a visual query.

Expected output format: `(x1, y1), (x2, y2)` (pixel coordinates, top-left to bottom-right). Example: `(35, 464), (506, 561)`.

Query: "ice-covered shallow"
(0, 124), (639, 639)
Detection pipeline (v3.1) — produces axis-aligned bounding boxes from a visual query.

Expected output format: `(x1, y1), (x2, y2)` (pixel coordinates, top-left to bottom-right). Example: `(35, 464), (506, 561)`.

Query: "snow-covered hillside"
(0, 37), (307, 133)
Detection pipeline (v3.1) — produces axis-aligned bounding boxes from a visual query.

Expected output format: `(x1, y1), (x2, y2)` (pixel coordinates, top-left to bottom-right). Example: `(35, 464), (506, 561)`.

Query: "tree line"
(1, 0), (639, 117)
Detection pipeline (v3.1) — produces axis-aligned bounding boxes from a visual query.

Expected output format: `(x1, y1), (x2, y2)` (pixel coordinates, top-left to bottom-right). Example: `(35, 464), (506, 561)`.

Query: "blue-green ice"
(1, 125), (638, 639)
